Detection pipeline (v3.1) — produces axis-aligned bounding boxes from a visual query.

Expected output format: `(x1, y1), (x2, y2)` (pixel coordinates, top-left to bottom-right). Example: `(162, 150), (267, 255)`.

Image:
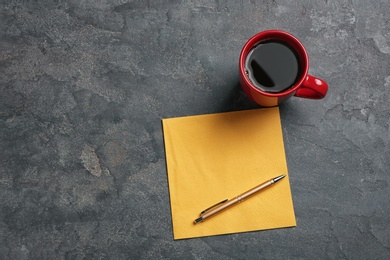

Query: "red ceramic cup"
(239, 30), (328, 107)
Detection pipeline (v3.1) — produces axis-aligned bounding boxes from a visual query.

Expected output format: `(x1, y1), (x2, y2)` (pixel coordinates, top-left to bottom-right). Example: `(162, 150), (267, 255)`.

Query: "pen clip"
(200, 199), (228, 215)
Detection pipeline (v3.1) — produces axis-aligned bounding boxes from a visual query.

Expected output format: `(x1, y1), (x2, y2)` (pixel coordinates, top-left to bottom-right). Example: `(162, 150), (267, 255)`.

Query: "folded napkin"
(162, 107), (296, 239)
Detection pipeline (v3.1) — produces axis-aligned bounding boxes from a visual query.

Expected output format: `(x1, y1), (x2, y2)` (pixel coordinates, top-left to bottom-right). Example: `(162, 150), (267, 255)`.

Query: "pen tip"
(273, 174), (286, 183)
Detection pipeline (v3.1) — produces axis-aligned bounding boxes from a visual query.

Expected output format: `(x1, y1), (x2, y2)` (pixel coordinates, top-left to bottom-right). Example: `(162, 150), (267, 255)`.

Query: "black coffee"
(245, 40), (301, 93)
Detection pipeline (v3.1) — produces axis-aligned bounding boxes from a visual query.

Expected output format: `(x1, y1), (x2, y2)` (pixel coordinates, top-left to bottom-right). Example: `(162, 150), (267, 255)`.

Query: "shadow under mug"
(239, 30), (328, 107)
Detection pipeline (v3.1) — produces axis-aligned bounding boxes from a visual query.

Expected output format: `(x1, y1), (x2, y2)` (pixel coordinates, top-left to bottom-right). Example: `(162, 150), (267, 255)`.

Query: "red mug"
(239, 30), (328, 107)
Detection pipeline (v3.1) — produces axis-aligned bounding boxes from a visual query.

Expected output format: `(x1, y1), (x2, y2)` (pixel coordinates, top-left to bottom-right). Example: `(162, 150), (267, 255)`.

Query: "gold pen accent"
(194, 174), (286, 224)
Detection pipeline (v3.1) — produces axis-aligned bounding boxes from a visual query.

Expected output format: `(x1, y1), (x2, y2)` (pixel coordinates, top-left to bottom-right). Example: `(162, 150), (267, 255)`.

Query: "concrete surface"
(1, 0), (389, 259)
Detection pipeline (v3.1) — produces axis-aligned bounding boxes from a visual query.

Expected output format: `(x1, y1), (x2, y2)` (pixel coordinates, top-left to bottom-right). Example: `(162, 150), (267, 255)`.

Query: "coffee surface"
(245, 40), (301, 93)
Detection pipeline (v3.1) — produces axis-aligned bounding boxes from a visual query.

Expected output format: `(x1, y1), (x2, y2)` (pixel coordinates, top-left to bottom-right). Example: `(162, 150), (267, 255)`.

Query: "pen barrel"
(200, 197), (239, 219)
(239, 180), (273, 200)
(200, 180), (274, 220)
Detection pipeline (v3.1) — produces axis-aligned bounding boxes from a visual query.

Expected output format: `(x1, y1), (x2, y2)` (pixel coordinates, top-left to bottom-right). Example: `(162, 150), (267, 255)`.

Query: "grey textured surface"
(1, 0), (389, 259)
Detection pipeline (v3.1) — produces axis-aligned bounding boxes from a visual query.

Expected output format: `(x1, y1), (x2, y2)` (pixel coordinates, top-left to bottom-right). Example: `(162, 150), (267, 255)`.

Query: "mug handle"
(294, 75), (328, 99)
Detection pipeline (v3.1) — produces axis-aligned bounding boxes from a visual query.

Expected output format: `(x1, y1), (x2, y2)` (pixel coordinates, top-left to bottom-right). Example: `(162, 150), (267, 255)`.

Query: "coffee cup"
(239, 30), (328, 107)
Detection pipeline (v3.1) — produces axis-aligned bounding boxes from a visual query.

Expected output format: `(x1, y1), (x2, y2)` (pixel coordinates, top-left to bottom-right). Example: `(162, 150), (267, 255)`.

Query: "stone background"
(1, 0), (389, 259)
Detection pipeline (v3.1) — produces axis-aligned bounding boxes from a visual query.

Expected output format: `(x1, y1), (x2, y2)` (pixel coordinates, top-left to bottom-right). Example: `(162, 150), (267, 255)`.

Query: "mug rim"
(239, 30), (309, 97)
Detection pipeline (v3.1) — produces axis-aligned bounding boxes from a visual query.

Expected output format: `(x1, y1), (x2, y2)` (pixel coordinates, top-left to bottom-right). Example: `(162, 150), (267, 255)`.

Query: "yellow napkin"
(162, 107), (296, 240)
